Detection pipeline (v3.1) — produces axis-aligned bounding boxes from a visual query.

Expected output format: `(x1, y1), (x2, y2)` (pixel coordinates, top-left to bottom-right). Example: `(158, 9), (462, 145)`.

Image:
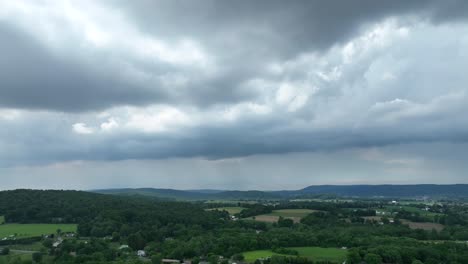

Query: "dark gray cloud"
(119, 0), (466, 56)
(1, 0), (468, 188)
(0, 24), (168, 112)
(1, 0), (467, 112)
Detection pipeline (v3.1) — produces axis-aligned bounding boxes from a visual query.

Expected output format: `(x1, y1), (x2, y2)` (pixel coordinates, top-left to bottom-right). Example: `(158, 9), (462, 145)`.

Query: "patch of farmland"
(246, 215), (301, 223)
(243, 246), (347, 263)
(400, 220), (444, 232)
(0, 224), (77, 239)
(206, 207), (245, 215)
(268, 209), (317, 218)
(245, 209), (316, 223)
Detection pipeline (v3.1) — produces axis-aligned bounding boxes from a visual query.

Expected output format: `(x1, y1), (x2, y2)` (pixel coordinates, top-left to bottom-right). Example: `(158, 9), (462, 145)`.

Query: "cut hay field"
(246, 209), (316, 223)
(243, 247), (347, 263)
(400, 219), (444, 232)
(361, 217), (445, 231)
(206, 207), (245, 215)
(0, 224), (77, 238)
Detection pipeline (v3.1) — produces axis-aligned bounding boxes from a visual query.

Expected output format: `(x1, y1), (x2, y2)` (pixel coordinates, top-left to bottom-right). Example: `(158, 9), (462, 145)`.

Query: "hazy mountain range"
(93, 184), (468, 200)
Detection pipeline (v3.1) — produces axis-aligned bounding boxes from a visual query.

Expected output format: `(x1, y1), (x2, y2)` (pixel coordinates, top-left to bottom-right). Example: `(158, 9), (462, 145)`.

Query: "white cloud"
(124, 106), (192, 133)
(72, 123), (94, 134)
(0, 109), (21, 121)
(100, 118), (119, 132)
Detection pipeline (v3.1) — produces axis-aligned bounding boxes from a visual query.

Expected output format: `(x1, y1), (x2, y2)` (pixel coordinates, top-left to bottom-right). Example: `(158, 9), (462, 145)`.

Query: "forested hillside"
(0, 190), (225, 237)
(1, 190), (468, 264)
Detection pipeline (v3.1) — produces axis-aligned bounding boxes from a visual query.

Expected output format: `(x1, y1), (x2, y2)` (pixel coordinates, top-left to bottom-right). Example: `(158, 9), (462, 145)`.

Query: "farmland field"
(400, 219), (444, 232)
(384, 205), (444, 217)
(247, 215), (295, 223)
(246, 209), (316, 223)
(0, 252), (32, 262)
(206, 207), (245, 215)
(0, 215), (4, 224)
(0, 224), (77, 238)
(361, 217), (445, 231)
(268, 209), (316, 218)
(243, 247), (347, 263)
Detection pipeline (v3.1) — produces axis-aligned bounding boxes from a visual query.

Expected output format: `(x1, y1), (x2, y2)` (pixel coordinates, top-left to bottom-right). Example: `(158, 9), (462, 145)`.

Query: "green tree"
(1, 247), (10, 255)
(32, 252), (43, 263)
(364, 253), (382, 264)
(151, 253), (163, 264)
(277, 217), (294, 228)
(347, 248), (362, 264)
(128, 233), (147, 250)
(232, 254), (245, 261)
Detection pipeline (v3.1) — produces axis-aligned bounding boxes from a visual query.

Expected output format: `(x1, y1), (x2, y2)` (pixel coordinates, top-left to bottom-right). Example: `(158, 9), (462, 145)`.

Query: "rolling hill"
(93, 184), (468, 200)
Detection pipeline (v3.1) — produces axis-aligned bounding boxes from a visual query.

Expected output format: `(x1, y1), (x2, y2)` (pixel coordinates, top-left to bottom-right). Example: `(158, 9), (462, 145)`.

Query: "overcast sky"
(1, 0), (468, 190)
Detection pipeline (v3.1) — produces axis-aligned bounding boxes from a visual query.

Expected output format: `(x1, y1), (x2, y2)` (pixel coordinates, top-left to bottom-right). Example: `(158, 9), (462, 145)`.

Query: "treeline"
(0, 190), (227, 237)
(1, 190), (468, 264)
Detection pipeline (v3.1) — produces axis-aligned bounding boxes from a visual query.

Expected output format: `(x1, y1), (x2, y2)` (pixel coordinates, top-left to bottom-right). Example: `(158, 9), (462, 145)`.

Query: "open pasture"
(206, 206), (245, 215)
(0, 224), (77, 239)
(268, 209), (316, 218)
(243, 246), (347, 263)
(247, 215), (301, 223)
(385, 205), (444, 217)
(206, 207), (245, 215)
(246, 209), (316, 223)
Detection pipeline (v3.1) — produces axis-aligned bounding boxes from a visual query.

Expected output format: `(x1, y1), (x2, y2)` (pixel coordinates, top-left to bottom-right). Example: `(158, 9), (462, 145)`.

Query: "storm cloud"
(1, 0), (468, 188)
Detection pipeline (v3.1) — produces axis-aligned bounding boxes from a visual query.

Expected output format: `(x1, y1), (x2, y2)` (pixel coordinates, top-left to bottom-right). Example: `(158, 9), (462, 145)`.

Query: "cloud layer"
(1, 1), (468, 188)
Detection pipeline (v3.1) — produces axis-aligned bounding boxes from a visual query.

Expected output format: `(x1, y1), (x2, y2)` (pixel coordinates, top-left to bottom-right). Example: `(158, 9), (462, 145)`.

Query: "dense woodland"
(0, 190), (468, 264)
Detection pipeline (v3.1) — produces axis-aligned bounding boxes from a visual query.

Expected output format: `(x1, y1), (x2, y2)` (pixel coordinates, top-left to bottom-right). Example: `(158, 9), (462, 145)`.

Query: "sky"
(1, 0), (468, 190)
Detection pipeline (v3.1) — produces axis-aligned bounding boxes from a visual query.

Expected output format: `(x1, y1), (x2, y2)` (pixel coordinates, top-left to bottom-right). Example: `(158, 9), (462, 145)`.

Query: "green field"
(0, 216), (4, 225)
(9, 241), (45, 251)
(268, 209), (316, 218)
(246, 209), (317, 223)
(0, 252), (33, 262)
(384, 205), (444, 218)
(0, 224), (77, 238)
(207, 207), (246, 215)
(243, 247), (347, 263)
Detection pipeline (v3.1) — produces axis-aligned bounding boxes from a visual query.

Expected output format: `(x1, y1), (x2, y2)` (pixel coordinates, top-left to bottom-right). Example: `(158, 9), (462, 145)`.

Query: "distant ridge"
(93, 188), (281, 200)
(297, 184), (468, 198)
(92, 184), (468, 200)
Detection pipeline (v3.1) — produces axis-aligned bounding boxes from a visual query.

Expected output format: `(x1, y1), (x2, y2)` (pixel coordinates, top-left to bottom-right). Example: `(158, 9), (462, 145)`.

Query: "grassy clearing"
(243, 247), (347, 263)
(0, 216), (4, 225)
(361, 217), (445, 231)
(8, 242), (45, 251)
(206, 207), (246, 215)
(0, 252), (32, 262)
(268, 209), (317, 218)
(0, 224), (77, 238)
(246, 209), (316, 223)
(243, 250), (288, 262)
(246, 215), (293, 223)
(385, 205), (443, 217)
